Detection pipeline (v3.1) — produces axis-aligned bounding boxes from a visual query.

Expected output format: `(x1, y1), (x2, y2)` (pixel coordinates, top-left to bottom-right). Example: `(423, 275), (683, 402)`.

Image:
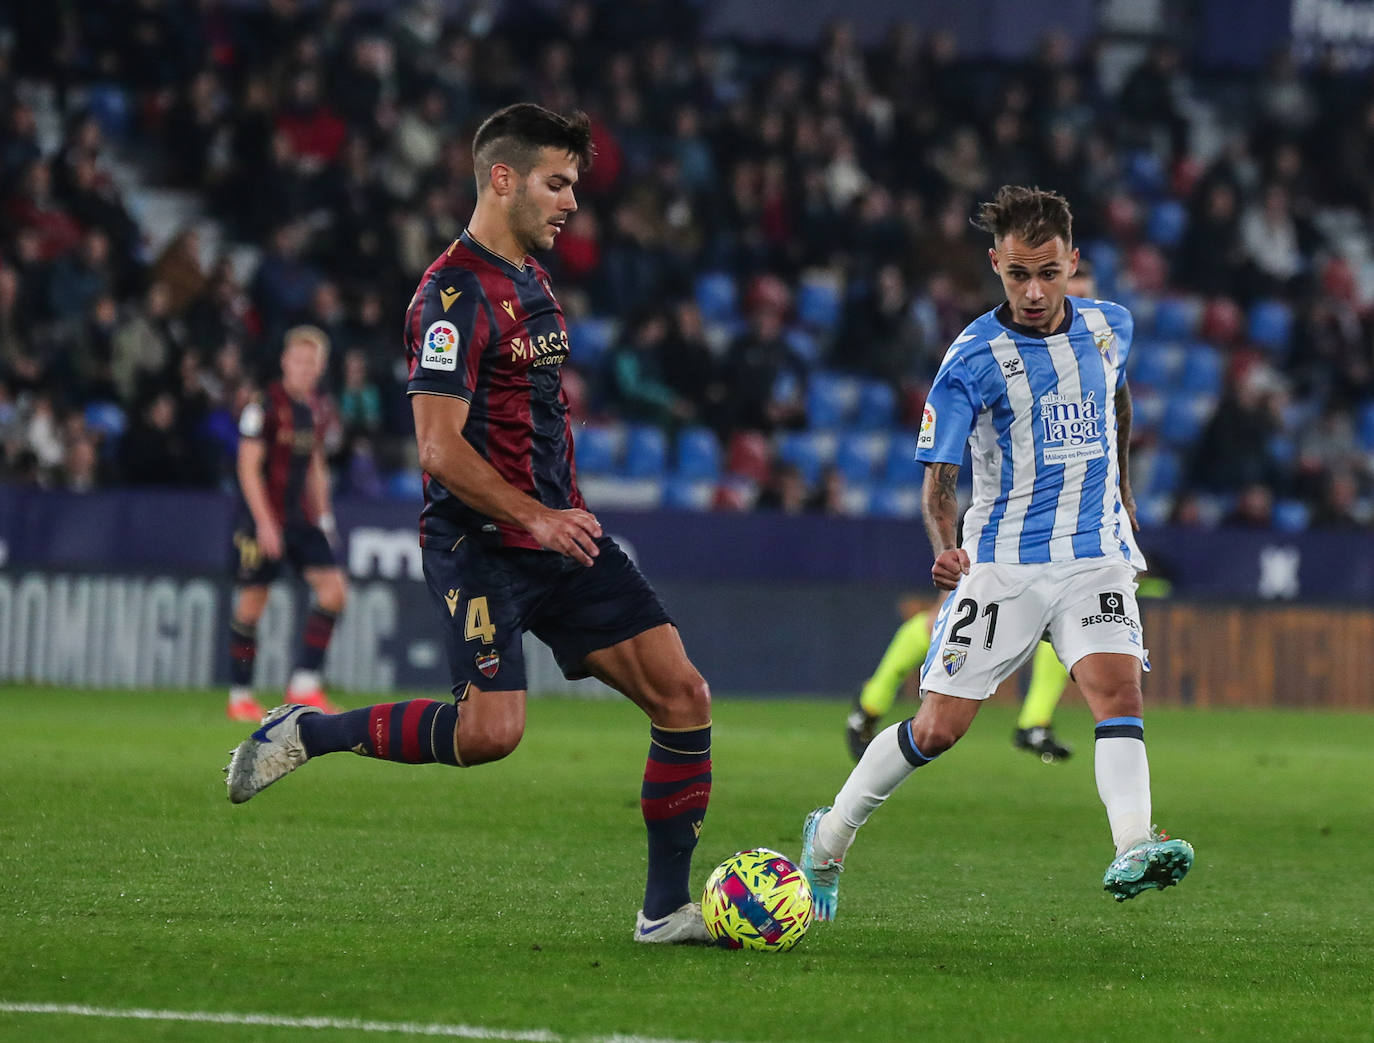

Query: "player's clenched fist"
(931, 548), (970, 590)
(528, 508), (603, 566)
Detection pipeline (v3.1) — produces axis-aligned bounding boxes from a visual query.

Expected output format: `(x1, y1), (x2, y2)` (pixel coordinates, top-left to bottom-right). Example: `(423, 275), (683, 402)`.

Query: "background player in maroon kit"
(227, 105), (714, 944)
(226, 325), (348, 721)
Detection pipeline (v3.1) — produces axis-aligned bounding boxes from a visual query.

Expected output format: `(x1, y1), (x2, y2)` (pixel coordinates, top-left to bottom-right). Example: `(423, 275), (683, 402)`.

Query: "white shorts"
(917, 557), (1146, 701)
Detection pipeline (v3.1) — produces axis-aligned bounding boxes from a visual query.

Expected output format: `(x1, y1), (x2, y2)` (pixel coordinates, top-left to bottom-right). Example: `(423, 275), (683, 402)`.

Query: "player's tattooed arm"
(923, 462), (969, 589)
(1116, 383), (1139, 530)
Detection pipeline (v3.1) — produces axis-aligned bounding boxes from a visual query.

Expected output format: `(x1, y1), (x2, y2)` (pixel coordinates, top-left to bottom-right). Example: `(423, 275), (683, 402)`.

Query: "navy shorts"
(230, 520), (337, 586)
(422, 535), (673, 695)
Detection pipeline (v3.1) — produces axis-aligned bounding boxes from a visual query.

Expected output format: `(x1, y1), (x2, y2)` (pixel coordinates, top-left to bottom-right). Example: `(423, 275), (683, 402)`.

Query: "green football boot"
(1103, 832), (1194, 901)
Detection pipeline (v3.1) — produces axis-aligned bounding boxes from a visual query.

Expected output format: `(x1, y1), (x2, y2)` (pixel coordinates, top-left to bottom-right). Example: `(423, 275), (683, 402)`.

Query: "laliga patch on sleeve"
(917, 402), (937, 450)
(238, 401), (264, 438)
(422, 320), (459, 372)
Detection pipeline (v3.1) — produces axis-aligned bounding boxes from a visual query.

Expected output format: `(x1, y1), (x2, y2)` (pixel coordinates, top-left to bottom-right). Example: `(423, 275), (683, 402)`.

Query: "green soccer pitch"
(1, 686), (1370, 1043)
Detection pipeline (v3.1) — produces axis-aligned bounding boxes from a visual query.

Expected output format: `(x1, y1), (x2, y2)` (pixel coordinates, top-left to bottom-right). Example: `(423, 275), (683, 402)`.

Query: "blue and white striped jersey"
(916, 296), (1146, 569)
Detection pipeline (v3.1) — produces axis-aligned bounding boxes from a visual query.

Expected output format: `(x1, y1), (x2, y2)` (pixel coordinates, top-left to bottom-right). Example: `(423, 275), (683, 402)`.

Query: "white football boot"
(225, 703), (321, 804)
(633, 902), (712, 944)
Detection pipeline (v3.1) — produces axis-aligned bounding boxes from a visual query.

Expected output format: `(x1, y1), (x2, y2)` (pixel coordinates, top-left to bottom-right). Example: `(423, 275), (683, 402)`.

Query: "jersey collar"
(994, 297), (1075, 339)
(459, 229), (529, 275)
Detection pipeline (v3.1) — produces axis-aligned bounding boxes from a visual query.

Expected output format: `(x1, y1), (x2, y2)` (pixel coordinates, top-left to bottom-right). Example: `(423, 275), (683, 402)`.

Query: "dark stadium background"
(2, 0), (1372, 703)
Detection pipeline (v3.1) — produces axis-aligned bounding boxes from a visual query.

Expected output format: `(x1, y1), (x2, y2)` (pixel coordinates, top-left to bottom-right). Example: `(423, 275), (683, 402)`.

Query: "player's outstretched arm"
(1115, 383), (1139, 531)
(922, 462), (969, 590)
(411, 392), (602, 565)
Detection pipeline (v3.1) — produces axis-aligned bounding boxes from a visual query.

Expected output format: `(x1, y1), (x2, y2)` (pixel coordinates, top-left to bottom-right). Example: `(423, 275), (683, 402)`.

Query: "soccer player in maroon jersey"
(226, 325), (348, 721)
(227, 105), (714, 944)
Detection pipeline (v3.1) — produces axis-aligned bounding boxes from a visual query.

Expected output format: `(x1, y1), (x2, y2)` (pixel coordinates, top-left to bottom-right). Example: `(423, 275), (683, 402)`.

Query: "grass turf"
(0, 687), (1370, 1042)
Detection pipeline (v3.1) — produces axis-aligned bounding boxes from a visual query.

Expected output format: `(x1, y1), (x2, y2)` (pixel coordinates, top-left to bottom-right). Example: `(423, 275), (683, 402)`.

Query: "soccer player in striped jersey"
(804, 187), (1193, 916)
(227, 104), (713, 944)
(843, 261), (1105, 765)
(227, 325), (347, 722)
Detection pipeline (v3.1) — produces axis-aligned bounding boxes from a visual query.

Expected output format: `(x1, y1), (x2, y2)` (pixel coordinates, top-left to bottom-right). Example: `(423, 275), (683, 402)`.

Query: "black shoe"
(845, 701), (880, 761)
(1012, 725), (1072, 763)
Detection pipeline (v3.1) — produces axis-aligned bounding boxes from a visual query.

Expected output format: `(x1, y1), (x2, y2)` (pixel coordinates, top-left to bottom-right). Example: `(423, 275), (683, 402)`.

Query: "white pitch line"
(0, 1002), (735, 1043)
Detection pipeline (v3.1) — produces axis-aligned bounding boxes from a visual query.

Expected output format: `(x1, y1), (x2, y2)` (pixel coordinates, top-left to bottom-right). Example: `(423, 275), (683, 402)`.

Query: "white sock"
(289, 669), (321, 693)
(1095, 736), (1153, 854)
(229, 686), (254, 704)
(817, 721), (925, 862)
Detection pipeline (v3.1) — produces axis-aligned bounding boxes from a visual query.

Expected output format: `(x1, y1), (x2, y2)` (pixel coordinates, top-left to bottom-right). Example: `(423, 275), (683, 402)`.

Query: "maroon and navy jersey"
(404, 230), (584, 550)
(237, 381), (325, 526)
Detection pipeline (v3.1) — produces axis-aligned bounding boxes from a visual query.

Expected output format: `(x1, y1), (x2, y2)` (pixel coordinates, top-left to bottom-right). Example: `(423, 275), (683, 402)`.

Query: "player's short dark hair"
(472, 103), (595, 189)
(972, 185), (1073, 247)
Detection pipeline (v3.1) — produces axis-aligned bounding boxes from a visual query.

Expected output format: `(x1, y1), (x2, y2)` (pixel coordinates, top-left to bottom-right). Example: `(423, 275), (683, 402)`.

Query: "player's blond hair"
(283, 324), (331, 360)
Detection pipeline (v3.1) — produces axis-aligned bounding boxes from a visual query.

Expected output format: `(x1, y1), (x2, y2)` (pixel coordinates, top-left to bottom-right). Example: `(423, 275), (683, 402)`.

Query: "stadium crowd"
(2, 0), (1374, 529)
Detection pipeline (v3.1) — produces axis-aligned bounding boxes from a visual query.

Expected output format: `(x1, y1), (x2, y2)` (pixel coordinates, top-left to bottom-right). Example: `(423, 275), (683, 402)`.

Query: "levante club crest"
(475, 651), (501, 678)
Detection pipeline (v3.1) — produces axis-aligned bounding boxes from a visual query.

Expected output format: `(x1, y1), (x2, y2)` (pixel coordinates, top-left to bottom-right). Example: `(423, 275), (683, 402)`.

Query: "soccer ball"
(701, 848), (814, 951)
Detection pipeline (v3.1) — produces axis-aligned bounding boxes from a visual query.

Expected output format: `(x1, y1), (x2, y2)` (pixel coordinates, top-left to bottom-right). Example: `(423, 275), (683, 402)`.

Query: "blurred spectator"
(338, 348), (383, 440)
(1223, 483), (1275, 529)
(1190, 367), (1286, 493)
(1308, 470), (1364, 528)
(151, 228), (209, 317)
(118, 391), (196, 486)
(112, 282), (177, 402)
(607, 312), (695, 427)
(755, 460), (808, 513)
(721, 289), (808, 433)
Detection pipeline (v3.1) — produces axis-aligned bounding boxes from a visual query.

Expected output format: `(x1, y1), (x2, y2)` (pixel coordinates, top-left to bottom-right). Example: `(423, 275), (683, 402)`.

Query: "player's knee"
(316, 574), (348, 614)
(457, 700), (526, 765)
(649, 673), (711, 728)
(1093, 680), (1143, 718)
(908, 717), (966, 756)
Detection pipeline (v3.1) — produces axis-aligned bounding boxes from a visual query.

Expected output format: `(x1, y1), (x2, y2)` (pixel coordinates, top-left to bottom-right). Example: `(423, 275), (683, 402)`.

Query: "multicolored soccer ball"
(701, 848), (814, 951)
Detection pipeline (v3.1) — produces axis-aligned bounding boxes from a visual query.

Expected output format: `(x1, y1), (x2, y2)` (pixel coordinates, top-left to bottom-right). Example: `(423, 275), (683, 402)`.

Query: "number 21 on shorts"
(947, 598), (1000, 650)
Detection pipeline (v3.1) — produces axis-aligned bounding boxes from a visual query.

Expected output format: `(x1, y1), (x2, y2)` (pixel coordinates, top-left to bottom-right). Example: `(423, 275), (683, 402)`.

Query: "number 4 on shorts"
(465, 595), (496, 644)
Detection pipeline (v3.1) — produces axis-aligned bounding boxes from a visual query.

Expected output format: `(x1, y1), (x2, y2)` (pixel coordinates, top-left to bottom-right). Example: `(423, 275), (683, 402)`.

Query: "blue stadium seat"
(1135, 494), (1172, 528)
(1179, 345), (1225, 398)
(796, 274), (843, 332)
(1268, 433), (1297, 467)
(674, 426), (721, 481)
(1359, 401), (1374, 450)
(785, 327), (822, 366)
(1131, 391), (1166, 435)
(853, 381), (896, 431)
(1146, 199), (1189, 249)
(870, 485), (921, 519)
(694, 272), (738, 324)
(1273, 499), (1310, 533)
(575, 425), (620, 474)
(1152, 296), (1199, 341)
(622, 424), (667, 478)
(806, 371), (861, 430)
(1129, 341), (1186, 390)
(1160, 393), (1216, 448)
(663, 477), (714, 511)
(566, 318), (615, 372)
(1082, 240), (1119, 294)
(884, 437), (924, 487)
(84, 401), (127, 441)
(1248, 300), (1294, 355)
(777, 431), (831, 484)
(1125, 150), (1167, 198)
(1143, 449), (1182, 496)
(834, 432), (887, 485)
(84, 83), (133, 138)
(386, 470), (424, 502)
